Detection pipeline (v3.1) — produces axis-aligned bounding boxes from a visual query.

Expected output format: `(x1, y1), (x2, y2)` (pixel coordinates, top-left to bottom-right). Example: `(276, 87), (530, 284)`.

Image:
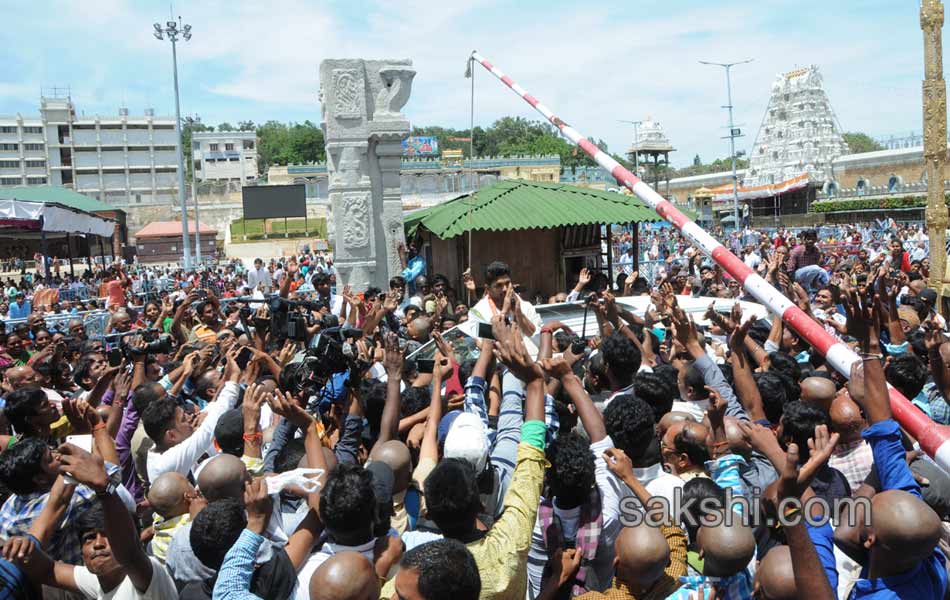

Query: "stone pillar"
(320, 58), (414, 291)
(922, 1), (948, 296)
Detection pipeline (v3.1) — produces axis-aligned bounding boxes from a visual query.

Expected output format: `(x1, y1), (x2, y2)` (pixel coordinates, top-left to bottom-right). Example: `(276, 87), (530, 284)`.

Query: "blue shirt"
(810, 419), (948, 600)
(8, 301), (30, 320)
(213, 529), (264, 600)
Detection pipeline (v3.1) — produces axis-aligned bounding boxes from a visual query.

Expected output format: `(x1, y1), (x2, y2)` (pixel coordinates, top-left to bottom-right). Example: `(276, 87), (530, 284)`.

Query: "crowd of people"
(0, 222), (946, 600)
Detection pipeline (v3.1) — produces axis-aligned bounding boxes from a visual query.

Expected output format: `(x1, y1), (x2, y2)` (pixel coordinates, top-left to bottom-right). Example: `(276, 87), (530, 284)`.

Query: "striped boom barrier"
(470, 51), (950, 471)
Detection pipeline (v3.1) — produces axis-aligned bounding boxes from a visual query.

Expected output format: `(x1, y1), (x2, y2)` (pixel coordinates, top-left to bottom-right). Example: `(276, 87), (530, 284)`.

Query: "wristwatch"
(95, 470), (122, 497)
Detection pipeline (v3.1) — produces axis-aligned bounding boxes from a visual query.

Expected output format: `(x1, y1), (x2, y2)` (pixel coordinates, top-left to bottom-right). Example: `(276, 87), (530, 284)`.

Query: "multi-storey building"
(192, 131), (257, 182)
(0, 94), (179, 206)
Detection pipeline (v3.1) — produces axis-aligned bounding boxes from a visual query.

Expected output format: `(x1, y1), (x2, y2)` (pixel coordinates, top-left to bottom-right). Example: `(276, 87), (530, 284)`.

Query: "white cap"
(443, 412), (490, 473)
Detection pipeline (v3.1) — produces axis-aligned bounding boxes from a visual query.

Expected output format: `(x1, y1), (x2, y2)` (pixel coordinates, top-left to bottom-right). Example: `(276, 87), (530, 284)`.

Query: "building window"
(0, 144), (18, 151)
(209, 143), (219, 151)
(23, 126), (43, 134)
(170, 245), (177, 251)
(192, 141), (200, 150)
(0, 177), (22, 185)
(153, 124), (175, 130)
(26, 177), (46, 184)
(225, 143), (234, 151)
(243, 140), (255, 150)
(23, 143), (44, 151)
(0, 160), (18, 168)
(0, 127), (15, 134)
(25, 160), (45, 168)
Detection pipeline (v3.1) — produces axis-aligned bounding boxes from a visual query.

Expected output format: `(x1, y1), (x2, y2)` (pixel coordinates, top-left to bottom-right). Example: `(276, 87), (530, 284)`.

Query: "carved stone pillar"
(922, 1), (948, 296)
(320, 59), (414, 291)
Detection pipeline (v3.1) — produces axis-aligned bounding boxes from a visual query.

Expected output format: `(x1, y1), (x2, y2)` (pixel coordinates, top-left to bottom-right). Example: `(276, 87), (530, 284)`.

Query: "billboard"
(242, 184), (306, 220)
(402, 136), (439, 157)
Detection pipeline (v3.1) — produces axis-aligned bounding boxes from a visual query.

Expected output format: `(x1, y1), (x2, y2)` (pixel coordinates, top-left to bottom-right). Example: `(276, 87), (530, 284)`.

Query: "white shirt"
(743, 252), (761, 269)
(468, 294), (543, 332)
(247, 268), (272, 291)
(73, 556), (177, 600)
(145, 381), (240, 483)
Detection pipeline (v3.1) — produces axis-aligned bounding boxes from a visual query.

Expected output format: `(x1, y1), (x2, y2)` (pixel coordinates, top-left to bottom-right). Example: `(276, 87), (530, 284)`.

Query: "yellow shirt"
(151, 513), (191, 563)
(381, 442), (546, 600)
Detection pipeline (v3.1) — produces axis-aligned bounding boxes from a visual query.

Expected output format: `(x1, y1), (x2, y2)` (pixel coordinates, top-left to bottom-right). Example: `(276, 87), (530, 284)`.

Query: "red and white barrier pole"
(470, 51), (950, 470)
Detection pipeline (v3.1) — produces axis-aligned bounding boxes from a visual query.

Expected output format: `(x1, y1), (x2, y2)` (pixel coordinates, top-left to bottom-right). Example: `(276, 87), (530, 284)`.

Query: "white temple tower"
(744, 66), (849, 187)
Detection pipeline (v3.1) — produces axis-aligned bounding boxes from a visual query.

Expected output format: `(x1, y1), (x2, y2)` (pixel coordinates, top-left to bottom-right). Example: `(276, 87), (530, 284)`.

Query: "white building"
(0, 94), (180, 206)
(192, 131), (257, 182)
(744, 66), (849, 187)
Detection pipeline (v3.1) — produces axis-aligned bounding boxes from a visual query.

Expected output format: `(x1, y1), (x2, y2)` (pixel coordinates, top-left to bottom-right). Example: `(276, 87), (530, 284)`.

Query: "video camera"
(281, 323), (367, 396)
(266, 296), (329, 342)
(102, 328), (174, 366)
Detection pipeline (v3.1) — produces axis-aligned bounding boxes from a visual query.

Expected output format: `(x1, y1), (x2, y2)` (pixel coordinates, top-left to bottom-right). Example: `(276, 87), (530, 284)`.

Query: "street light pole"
(154, 18), (192, 270)
(700, 58), (753, 231)
(619, 119), (643, 176)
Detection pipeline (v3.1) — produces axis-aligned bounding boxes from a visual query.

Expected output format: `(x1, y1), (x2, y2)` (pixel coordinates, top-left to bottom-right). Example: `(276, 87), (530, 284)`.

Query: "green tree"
(181, 116), (214, 182)
(841, 132), (884, 154)
(237, 120), (256, 131)
(217, 122), (235, 132)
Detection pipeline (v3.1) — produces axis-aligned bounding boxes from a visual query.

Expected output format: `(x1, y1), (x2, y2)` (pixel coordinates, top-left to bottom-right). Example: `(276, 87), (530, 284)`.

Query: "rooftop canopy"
(136, 220), (216, 238)
(406, 179), (666, 239)
(0, 186), (115, 238)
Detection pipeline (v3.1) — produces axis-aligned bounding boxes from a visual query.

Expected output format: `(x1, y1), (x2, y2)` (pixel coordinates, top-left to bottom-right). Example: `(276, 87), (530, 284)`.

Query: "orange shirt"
(106, 280), (126, 308)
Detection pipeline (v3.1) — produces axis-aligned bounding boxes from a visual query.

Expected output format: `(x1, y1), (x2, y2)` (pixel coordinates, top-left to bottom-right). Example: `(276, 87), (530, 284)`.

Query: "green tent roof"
(0, 186), (113, 213)
(406, 179), (666, 239)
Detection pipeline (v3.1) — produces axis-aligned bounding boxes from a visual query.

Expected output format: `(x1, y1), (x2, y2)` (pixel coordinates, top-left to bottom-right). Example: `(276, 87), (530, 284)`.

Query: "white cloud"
(0, 0), (935, 166)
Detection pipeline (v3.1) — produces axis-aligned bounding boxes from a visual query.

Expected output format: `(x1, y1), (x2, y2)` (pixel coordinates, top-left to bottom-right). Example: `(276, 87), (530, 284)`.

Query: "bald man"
(753, 546), (797, 600)
(827, 393), (873, 491)
(660, 421), (710, 480)
(800, 376), (837, 412)
(369, 440), (413, 533)
(309, 551), (378, 600)
(196, 454), (247, 502)
(147, 472), (195, 563)
(407, 316), (431, 344)
(695, 519), (755, 584)
(657, 411), (695, 438)
(575, 522), (687, 599)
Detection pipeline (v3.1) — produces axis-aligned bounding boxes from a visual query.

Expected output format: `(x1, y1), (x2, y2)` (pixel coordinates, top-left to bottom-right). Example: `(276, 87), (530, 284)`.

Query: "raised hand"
(56, 443), (109, 492)
(62, 397), (102, 435)
(244, 478), (273, 535)
(603, 447), (635, 481)
(705, 385), (728, 422)
(267, 389), (314, 429)
(431, 330), (454, 363)
(803, 424), (840, 477)
(493, 317), (542, 383)
(540, 356), (573, 380)
(382, 332), (404, 378)
(113, 369), (133, 402)
(462, 269), (476, 293)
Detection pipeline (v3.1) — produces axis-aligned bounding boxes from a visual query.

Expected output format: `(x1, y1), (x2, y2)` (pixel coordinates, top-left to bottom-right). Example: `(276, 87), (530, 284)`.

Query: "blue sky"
(0, 0), (935, 167)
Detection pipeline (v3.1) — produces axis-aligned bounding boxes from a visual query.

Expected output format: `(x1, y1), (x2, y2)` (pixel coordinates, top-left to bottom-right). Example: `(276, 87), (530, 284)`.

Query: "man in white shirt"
(142, 353), (241, 483)
(742, 245), (761, 270)
(246, 258), (272, 292)
(4, 446), (178, 600)
(468, 260), (543, 336)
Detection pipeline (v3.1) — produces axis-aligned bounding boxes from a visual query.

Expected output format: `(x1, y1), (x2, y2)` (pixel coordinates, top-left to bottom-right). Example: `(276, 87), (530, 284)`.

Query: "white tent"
(0, 198), (114, 237)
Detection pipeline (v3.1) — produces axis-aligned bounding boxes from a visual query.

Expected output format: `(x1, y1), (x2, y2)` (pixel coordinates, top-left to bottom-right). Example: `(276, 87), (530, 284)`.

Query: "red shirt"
(106, 280), (126, 308)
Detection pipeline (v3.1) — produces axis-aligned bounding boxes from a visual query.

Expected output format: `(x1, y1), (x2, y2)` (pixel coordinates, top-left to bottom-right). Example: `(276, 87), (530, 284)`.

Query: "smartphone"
(235, 346), (253, 371)
(476, 322), (494, 340)
(417, 358), (435, 374)
(107, 348), (123, 368)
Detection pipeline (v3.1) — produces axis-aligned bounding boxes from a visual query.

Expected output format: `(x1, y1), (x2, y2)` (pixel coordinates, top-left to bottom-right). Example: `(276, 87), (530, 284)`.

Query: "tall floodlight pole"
(619, 120), (642, 175)
(922, 1), (948, 298)
(154, 18), (192, 270)
(700, 59), (753, 230)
